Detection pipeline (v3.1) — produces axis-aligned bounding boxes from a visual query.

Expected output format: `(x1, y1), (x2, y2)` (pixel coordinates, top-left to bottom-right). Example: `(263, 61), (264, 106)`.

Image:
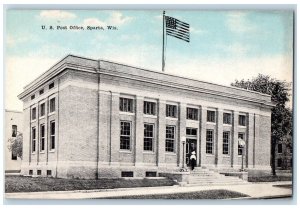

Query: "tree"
(7, 132), (23, 160)
(231, 74), (292, 175)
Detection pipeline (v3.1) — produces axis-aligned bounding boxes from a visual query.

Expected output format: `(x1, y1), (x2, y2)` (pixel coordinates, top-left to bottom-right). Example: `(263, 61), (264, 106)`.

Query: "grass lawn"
(102, 190), (249, 199)
(5, 176), (177, 193)
(248, 175), (292, 182)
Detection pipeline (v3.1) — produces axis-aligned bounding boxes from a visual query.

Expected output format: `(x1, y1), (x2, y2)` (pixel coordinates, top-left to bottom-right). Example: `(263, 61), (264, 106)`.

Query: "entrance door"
(186, 138), (197, 166)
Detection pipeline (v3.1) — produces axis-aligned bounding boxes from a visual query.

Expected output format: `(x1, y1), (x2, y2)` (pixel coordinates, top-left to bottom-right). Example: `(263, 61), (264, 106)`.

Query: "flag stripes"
(165, 15), (190, 42)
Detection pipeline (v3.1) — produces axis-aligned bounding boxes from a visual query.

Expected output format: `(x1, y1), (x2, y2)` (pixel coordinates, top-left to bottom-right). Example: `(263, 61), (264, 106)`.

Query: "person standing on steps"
(190, 151), (197, 170)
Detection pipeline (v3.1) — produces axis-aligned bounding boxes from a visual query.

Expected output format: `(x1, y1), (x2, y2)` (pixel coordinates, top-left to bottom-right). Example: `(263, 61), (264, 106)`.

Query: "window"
(29, 170), (33, 175)
(166, 126), (175, 152)
(32, 107), (36, 120)
(12, 125), (17, 137)
(223, 131), (230, 155)
(144, 101), (156, 115)
(39, 89), (44, 95)
(49, 98), (55, 113)
(207, 110), (216, 123)
(187, 108), (198, 120)
(40, 124), (45, 152)
(31, 94), (35, 100)
(277, 158), (282, 168)
(119, 98), (133, 112)
(239, 115), (246, 126)
(49, 82), (54, 89)
(206, 130), (214, 154)
(120, 122), (131, 150)
(277, 143), (283, 154)
(186, 128), (197, 136)
(11, 152), (17, 160)
(238, 133), (245, 155)
(223, 113), (232, 124)
(146, 171), (157, 177)
(166, 104), (177, 118)
(40, 103), (45, 117)
(50, 121), (55, 150)
(121, 171), (133, 177)
(47, 170), (52, 176)
(32, 127), (36, 153)
(37, 170), (41, 175)
(144, 124), (154, 151)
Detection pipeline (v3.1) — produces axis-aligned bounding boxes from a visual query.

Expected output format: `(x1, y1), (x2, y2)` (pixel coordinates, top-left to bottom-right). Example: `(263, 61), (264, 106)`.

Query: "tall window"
(120, 121), (131, 150)
(50, 121), (55, 150)
(40, 124), (45, 152)
(187, 108), (198, 120)
(166, 126), (175, 152)
(206, 130), (214, 154)
(238, 133), (245, 155)
(223, 113), (232, 124)
(32, 107), (36, 120)
(144, 101), (156, 115)
(32, 127), (36, 153)
(239, 115), (246, 126)
(119, 98), (133, 112)
(166, 104), (177, 118)
(50, 98), (55, 113)
(223, 131), (230, 155)
(144, 124), (154, 151)
(207, 110), (216, 122)
(277, 143), (283, 154)
(12, 125), (17, 137)
(40, 103), (45, 117)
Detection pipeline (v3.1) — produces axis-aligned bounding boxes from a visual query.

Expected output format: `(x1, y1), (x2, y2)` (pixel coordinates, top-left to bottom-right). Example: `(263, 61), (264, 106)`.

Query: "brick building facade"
(18, 55), (273, 179)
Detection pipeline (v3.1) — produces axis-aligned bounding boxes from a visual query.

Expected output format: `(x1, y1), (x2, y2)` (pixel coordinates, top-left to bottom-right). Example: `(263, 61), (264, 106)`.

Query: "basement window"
(146, 171), (157, 177)
(121, 171), (133, 177)
(47, 170), (52, 176)
(37, 170), (41, 175)
(29, 170), (33, 175)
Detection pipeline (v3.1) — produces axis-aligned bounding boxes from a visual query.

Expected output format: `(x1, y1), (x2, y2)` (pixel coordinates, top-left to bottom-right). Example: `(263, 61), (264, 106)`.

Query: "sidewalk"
(5, 181), (292, 200)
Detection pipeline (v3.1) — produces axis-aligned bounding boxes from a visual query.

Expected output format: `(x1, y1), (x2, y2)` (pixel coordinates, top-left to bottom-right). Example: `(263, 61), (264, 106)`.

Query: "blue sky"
(5, 10), (293, 110)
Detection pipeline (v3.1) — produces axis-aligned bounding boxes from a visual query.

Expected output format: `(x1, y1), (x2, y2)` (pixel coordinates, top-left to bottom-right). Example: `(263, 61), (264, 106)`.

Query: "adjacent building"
(5, 109), (23, 172)
(18, 55), (274, 179)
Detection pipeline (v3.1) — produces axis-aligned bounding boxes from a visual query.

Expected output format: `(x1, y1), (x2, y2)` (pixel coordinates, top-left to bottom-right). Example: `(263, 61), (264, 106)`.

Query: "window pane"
(50, 98), (55, 112)
(120, 122), (131, 150)
(12, 125), (17, 137)
(166, 104), (177, 118)
(207, 111), (216, 122)
(223, 113), (231, 124)
(187, 108), (198, 120)
(206, 130), (213, 154)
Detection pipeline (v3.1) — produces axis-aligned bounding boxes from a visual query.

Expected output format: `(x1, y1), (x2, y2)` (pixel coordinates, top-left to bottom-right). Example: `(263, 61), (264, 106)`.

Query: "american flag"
(165, 15), (190, 42)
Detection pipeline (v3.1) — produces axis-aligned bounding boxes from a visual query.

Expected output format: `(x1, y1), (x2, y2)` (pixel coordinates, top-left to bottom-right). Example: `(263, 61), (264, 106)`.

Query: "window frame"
(32, 127), (36, 153)
(12, 125), (17, 137)
(223, 112), (232, 125)
(40, 124), (45, 153)
(49, 121), (55, 151)
(222, 131), (230, 155)
(40, 103), (45, 117)
(238, 115), (246, 126)
(165, 125), (176, 152)
(143, 123), (154, 151)
(207, 110), (216, 123)
(166, 104), (177, 118)
(31, 107), (37, 120)
(49, 97), (56, 113)
(206, 129), (214, 154)
(120, 121), (131, 150)
(186, 107), (199, 121)
(143, 101), (156, 115)
(119, 97), (134, 113)
(49, 82), (54, 89)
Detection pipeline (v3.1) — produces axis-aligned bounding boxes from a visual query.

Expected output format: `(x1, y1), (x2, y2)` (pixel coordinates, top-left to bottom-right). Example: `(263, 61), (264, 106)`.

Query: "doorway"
(186, 138), (197, 166)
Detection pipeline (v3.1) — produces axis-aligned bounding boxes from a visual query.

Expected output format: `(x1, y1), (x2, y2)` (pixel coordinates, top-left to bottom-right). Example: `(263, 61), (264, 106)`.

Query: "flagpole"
(162, 10), (165, 72)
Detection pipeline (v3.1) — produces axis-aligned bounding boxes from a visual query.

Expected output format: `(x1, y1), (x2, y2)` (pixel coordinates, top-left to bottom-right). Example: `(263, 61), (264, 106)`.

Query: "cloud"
(216, 43), (251, 56)
(6, 35), (29, 47)
(226, 12), (256, 33)
(39, 10), (76, 19)
(190, 27), (207, 35)
(82, 11), (133, 28)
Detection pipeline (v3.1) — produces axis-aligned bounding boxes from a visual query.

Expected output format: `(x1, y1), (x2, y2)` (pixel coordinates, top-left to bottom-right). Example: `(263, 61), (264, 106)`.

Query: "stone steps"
(186, 167), (248, 187)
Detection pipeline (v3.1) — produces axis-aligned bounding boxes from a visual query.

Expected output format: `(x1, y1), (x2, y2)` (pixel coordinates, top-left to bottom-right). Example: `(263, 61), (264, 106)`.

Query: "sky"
(5, 10), (294, 111)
